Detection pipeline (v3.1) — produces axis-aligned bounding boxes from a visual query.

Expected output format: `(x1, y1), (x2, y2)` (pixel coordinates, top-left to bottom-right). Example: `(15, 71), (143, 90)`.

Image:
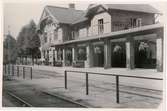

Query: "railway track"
(5, 91), (33, 107)
(4, 90), (88, 107)
(42, 91), (88, 107)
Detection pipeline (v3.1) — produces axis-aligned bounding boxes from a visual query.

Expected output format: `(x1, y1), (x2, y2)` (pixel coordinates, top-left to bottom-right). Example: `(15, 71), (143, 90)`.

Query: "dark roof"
(46, 5), (86, 24)
(45, 4), (160, 25)
(106, 4), (160, 14)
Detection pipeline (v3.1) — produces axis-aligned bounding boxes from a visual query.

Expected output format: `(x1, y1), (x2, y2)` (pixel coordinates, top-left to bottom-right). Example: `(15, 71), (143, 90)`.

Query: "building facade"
(37, 4), (163, 71)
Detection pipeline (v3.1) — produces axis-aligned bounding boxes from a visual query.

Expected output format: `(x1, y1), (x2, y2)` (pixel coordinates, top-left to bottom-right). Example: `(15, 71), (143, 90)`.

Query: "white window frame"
(71, 31), (75, 40)
(98, 19), (104, 34)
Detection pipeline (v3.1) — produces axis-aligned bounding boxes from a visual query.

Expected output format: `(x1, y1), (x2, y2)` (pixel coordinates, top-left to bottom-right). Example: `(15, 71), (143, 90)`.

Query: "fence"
(64, 70), (163, 104)
(3, 64), (33, 80)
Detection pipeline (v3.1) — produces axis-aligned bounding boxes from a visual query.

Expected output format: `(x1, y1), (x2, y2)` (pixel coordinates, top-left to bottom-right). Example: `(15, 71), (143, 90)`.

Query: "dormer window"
(98, 19), (104, 34)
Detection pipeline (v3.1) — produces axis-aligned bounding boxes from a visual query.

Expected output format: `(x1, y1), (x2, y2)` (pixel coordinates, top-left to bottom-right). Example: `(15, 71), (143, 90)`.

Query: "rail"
(7, 91), (33, 107)
(3, 64), (33, 80)
(64, 70), (163, 104)
(42, 91), (88, 108)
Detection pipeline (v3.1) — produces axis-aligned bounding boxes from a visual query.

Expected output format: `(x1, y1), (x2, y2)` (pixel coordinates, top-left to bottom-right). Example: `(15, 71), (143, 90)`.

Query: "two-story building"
(37, 4), (163, 71)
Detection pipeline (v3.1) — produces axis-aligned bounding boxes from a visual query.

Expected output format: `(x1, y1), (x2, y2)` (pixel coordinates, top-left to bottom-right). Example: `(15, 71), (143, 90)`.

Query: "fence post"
(5, 64), (8, 75)
(7, 65), (8, 75)
(12, 65), (14, 76)
(4, 65), (6, 75)
(65, 70), (67, 89)
(86, 72), (89, 95)
(8, 64), (10, 75)
(30, 67), (32, 80)
(23, 67), (25, 79)
(17, 66), (19, 77)
(116, 75), (119, 103)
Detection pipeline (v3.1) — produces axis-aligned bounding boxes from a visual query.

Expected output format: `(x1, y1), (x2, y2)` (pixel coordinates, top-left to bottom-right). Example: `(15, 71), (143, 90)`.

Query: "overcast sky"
(3, 1), (167, 39)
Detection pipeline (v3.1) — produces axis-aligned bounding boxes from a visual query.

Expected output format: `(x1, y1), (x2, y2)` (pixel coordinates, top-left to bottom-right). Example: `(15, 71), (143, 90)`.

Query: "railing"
(3, 64), (33, 80)
(64, 70), (163, 104)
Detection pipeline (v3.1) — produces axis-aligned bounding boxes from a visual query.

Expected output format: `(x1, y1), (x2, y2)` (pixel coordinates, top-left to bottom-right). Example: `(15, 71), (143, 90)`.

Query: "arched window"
(113, 45), (122, 53)
(138, 42), (152, 59)
(94, 46), (102, 54)
(138, 42), (149, 51)
(77, 47), (86, 60)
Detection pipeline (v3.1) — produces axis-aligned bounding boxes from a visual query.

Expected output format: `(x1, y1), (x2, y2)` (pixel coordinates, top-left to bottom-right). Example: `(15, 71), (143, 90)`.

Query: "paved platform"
(19, 64), (163, 90)
(3, 64), (164, 108)
(3, 72), (163, 108)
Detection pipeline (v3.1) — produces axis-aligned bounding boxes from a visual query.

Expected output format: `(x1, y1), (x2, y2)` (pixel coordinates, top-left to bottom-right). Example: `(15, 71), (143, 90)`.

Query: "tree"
(17, 25), (28, 64)
(3, 34), (17, 64)
(17, 20), (41, 65)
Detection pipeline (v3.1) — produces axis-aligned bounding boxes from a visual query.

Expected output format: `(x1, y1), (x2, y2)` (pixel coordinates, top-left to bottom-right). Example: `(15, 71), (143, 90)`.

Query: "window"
(43, 51), (45, 58)
(49, 36), (51, 43)
(136, 18), (142, 27)
(79, 28), (87, 38)
(98, 19), (104, 34)
(71, 31), (75, 40)
(77, 47), (86, 60)
(130, 18), (142, 27)
(54, 29), (58, 40)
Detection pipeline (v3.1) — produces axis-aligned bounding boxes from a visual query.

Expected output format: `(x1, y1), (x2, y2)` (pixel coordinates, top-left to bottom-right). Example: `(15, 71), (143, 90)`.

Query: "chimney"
(69, 3), (75, 9)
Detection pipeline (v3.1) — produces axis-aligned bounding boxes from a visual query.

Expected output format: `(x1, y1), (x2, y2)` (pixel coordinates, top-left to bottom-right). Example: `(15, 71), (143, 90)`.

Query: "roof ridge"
(46, 5), (84, 12)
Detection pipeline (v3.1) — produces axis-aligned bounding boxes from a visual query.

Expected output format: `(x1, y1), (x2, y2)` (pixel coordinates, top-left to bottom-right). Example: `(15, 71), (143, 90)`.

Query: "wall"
(79, 28), (88, 38)
(110, 10), (155, 31)
(62, 24), (72, 41)
(74, 21), (89, 39)
(90, 12), (112, 36)
(70, 9), (154, 39)
(57, 28), (63, 42)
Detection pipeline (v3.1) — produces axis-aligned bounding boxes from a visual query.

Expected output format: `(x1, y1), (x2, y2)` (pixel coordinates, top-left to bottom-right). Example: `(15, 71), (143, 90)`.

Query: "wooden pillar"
(156, 30), (163, 72)
(85, 43), (93, 67)
(72, 47), (77, 62)
(62, 48), (66, 66)
(47, 50), (49, 65)
(53, 49), (55, 66)
(41, 50), (44, 61)
(55, 49), (58, 61)
(126, 37), (135, 69)
(104, 39), (111, 69)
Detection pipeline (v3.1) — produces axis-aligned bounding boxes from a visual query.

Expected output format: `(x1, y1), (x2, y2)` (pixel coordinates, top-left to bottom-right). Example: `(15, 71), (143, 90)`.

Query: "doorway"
(93, 45), (104, 67)
(65, 48), (73, 66)
(111, 42), (126, 67)
(135, 40), (156, 68)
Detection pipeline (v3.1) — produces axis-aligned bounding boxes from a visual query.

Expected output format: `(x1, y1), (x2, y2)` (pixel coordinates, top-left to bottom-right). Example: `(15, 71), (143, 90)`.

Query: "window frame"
(98, 18), (104, 34)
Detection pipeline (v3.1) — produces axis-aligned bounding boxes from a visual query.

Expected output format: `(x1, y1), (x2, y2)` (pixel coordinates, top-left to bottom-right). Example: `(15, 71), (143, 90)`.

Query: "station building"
(37, 4), (164, 72)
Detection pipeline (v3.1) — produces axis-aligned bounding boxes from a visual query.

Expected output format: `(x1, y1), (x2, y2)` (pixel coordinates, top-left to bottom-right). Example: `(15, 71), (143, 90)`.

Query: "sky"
(3, 1), (167, 39)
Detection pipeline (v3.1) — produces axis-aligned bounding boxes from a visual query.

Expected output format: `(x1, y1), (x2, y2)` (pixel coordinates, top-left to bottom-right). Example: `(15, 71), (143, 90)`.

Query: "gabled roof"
(46, 5), (86, 24)
(106, 4), (160, 14)
(43, 4), (160, 25)
(86, 4), (161, 17)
